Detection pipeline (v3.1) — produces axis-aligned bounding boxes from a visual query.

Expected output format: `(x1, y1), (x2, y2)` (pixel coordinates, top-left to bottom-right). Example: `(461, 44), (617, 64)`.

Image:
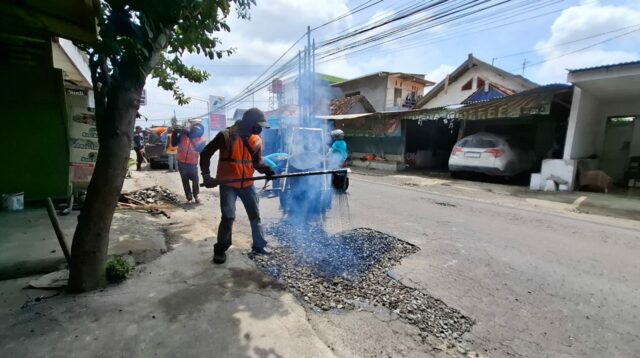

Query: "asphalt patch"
(251, 223), (475, 343)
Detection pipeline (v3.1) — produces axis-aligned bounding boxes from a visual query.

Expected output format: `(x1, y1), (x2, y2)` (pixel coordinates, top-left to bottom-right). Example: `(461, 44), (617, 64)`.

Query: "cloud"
(533, 0), (640, 83)
(426, 64), (456, 84)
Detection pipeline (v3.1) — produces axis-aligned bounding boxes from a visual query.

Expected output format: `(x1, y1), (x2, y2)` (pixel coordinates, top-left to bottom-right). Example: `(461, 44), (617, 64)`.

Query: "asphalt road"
(260, 174), (640, 357)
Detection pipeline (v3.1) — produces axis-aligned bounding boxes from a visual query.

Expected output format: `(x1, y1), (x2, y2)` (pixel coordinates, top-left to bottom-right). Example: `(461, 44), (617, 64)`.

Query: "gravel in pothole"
(251, 222), (475, 343)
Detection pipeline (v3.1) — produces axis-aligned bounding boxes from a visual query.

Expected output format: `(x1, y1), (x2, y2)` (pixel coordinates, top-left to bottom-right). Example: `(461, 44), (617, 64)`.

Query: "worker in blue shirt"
(328, 129), (349, 192)
(328, 129), (347, 168)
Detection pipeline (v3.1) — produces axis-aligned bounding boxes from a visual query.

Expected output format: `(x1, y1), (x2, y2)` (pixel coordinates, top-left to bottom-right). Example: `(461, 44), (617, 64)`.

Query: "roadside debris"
(28, 269), (69, 289)
(117, 186), (178, 218)
(435, 201), (457, 207)
(121, 185), (179, 204)
(252, 224), (474, 344)
(21, 292), (61, 309)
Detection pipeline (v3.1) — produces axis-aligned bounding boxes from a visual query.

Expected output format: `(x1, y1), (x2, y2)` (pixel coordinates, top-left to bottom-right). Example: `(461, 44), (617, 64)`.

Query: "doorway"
(601, 116), (637, 183)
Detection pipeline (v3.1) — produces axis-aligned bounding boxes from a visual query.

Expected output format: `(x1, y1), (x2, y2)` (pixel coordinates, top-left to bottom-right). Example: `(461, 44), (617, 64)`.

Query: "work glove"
(202, 174), (219, 188)
(263, 167), (276, 180)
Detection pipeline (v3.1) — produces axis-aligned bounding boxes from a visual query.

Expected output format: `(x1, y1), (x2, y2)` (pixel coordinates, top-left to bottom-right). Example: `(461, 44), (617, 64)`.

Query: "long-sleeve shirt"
(133, 132), (144, 149)
(199, 128), (270, 176)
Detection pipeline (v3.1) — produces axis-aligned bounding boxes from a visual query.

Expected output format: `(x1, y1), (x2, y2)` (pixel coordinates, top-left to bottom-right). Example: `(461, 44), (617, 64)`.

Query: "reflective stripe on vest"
(216, 134), (261, 189)
(176, 135), (202, 165)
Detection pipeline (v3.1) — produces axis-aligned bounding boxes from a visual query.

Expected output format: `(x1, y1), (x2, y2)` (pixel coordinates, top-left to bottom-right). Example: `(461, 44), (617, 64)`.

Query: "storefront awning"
(0, 0), (99, 43)
(393, 84), (573, 121)
(317, 113), (377, 120)
(455, 84), (572, 120)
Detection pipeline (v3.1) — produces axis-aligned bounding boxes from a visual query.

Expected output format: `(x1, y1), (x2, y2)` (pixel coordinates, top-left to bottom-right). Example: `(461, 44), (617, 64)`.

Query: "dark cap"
(242, 108), (269, 128)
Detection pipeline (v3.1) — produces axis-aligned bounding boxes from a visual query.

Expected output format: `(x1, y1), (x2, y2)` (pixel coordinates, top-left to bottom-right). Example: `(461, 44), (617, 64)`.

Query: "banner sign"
(68, 110), (98, 184)
(336, 117), (402, 137)
(209, 95), (226, 130)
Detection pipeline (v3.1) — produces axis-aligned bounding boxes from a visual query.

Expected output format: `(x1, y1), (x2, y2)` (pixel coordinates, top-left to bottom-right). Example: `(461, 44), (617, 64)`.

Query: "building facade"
(536, 61), (640, 191)
(331, 72), (434, 112)
(415, 54), (538, 109)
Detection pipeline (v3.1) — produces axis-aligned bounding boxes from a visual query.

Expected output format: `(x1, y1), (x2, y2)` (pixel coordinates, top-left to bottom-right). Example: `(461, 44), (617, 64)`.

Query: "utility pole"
(521, 58), (530, 75)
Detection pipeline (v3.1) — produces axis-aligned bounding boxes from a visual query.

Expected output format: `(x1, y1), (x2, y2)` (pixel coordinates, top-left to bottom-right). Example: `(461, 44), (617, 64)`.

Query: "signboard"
(68, 110), (98, 184)
(403, 91), (558, 121)
(209, 95), (226, 130)
(336, 117), (402, 137)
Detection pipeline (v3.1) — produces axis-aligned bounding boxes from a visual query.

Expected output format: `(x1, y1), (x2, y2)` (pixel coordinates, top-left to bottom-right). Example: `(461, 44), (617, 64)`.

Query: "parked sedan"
(448, 132), (533, 176)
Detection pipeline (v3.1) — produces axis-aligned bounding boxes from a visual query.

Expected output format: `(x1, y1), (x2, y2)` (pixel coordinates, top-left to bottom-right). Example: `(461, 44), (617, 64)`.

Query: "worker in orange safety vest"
(171, 123), (207, 203)
(200, 108), (275, 264)
(165, 127), (178, 172)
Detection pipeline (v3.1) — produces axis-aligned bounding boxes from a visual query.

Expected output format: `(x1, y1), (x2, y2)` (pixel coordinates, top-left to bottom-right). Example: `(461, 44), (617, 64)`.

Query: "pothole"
(251, 223), (475, 344)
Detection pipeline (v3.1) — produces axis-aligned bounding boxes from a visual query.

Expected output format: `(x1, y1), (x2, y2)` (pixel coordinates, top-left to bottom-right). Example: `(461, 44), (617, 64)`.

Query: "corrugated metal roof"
(329, 95), (376, 115)
(568, 60), (640, 73)
(317, 113), (377, 120)
(462, 87), (507, 104)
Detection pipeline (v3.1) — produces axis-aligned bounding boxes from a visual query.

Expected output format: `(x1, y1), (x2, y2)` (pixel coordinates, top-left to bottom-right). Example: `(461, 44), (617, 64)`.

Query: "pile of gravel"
(252, 223), (474, 343)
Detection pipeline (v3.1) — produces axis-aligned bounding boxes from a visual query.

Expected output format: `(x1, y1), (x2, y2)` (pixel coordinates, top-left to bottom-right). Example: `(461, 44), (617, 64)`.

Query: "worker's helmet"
(189, 123), (205, 138)
(331, 129), (345, 139)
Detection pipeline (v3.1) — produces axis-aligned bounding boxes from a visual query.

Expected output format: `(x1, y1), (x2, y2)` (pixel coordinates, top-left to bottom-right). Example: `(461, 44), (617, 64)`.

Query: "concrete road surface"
(260, 173), (640, 357)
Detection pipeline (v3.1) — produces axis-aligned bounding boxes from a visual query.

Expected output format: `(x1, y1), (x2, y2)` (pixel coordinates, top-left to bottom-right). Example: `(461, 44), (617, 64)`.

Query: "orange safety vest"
(166, 133), (178, 154)
(176, 135), (205, 165)
(216, 133), (262, 189)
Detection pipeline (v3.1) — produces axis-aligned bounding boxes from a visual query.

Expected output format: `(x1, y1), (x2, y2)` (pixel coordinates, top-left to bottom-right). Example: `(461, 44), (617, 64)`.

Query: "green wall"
(0, 66), (70, 200)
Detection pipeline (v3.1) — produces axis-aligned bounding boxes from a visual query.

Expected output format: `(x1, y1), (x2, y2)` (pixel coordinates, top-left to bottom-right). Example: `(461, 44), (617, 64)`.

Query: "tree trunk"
(67, 82), (142, 293)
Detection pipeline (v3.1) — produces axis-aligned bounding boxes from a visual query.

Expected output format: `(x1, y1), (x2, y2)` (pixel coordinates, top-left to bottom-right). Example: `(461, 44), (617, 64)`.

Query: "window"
(477, 77), (486, 90)
(473, 139), (499, 148)
(394, 88), (402, 105)
(461, 79), (473, 91)
(345, 91), (360, 98)
(462, 138), (500, 148)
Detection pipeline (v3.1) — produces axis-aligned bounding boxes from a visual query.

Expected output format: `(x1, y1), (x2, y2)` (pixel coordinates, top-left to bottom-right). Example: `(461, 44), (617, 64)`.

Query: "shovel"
(200, 168), (351, 187)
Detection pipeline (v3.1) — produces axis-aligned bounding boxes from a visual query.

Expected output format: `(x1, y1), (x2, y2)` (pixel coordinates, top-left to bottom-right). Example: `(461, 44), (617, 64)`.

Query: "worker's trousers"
(177, 162), (199, 201)
(214, 185), (267, 254)
(167, 153), (177, 171)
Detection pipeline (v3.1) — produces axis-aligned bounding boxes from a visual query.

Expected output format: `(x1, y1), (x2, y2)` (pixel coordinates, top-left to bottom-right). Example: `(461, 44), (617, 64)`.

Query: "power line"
(228, 0), (521, 108)
(315, 0), (575, 66)
(224, 0), (387, 109)
(225, 0), (571, 110)
(494, 23), (640, 61)
(316, 0), (546, 61)
(311, 0), (383, 31)
(515, 27), (640, 72)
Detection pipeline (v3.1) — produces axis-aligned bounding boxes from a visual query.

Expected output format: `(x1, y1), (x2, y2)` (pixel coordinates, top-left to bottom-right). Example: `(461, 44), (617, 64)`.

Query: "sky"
(138, 0), (640, 126)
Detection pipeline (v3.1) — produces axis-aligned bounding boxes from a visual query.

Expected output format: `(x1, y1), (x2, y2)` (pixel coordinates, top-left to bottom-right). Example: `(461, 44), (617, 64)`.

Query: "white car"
(448, 132), (533, 176)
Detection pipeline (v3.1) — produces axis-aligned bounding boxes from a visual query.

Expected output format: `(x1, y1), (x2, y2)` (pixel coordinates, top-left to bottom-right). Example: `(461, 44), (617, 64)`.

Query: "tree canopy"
(79, 0), (254, 106)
